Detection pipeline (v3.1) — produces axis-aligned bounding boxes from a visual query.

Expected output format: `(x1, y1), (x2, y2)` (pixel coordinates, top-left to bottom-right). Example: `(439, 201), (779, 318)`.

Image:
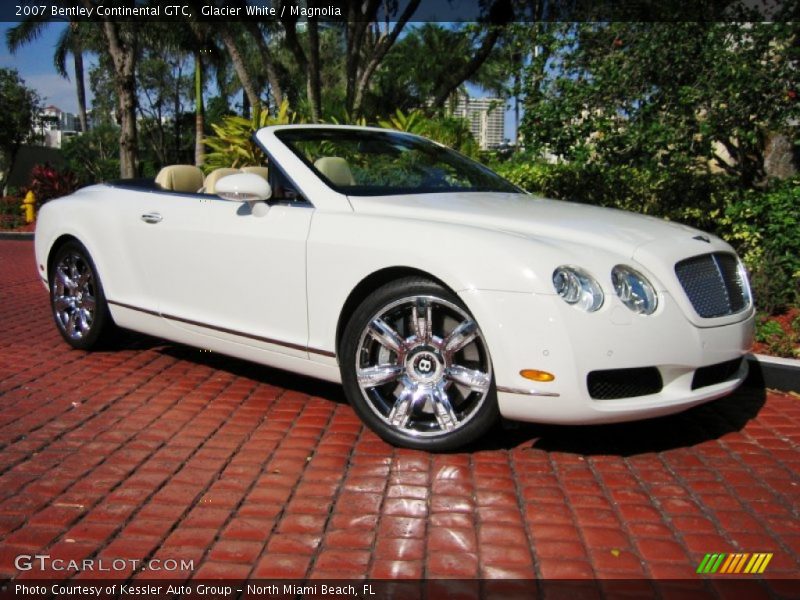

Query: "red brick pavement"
(0, 239), (798, 591)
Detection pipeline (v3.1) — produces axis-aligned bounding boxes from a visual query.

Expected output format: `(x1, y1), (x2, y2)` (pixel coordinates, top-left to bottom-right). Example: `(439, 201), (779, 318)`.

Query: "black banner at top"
(2, 0), (799, 23)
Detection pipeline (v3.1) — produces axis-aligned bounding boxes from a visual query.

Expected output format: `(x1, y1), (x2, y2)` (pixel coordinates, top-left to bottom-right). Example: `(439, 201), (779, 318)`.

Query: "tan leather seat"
(314, 157), (356, 187)
(155, 165), (204, 193)
(203, 168), (241, 194)
(241, 166), (269, 180)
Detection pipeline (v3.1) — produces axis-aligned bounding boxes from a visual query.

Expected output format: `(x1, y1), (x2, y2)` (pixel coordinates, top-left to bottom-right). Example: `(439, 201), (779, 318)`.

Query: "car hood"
(348, 192), (707, 258)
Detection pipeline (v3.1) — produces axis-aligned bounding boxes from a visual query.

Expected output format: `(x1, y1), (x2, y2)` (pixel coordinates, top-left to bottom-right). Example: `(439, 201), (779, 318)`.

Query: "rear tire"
(49, 241), (113, 350)
(341, 277), (499, 451)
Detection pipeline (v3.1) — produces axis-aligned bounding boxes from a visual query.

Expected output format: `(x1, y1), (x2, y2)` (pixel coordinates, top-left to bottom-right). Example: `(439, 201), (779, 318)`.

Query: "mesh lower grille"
(587, 367), (663, 400)
(691, 358), (744, 390)
(675, 253), (748, 318)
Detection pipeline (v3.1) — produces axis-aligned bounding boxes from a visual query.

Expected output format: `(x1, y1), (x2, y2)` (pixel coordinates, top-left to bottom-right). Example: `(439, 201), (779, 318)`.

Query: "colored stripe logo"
(697, 553), (772, 574)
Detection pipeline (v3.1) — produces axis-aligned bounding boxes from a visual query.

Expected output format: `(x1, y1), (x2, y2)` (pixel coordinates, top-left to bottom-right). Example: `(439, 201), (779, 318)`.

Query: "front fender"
(305, 211), (600, 359)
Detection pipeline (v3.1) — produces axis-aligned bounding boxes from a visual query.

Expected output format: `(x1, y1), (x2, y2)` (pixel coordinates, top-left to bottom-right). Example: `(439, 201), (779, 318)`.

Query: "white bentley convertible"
(35, 125), (755, 450)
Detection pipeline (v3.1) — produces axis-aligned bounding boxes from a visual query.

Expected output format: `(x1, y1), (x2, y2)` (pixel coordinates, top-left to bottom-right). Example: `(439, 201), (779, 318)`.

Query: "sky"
(0, 22), (97, 113)
(0, 21), (517, 141)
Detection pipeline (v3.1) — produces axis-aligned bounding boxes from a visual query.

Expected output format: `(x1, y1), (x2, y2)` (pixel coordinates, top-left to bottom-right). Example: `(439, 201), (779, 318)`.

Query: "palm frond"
(6, 19), (48, 53)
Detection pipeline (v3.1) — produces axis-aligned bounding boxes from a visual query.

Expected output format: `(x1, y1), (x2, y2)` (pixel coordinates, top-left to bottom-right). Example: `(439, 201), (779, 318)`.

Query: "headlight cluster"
(611, 265), (658, 315)
(552, 266), (604, 312)
(552, 264), (659, 315)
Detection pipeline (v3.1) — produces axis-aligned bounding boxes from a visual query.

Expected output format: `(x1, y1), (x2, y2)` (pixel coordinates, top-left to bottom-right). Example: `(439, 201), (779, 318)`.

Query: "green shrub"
(0, 195), (24, 229)
(62, 123), (121, 184)
(491, 157), (719, 227)
(717, 177), (800, 313)
(754, 314), (797, 358)
(755, 317), (784, 343)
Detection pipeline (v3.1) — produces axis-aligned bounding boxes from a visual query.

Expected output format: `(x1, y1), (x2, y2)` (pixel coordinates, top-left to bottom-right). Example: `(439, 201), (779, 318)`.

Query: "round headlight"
(552, 266), (604, 312)
(612, 265), (658, 315)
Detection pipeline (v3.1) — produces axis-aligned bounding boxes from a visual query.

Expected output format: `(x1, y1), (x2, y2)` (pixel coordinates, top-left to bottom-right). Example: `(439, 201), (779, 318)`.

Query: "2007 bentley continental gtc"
(35, 125), (755, 450)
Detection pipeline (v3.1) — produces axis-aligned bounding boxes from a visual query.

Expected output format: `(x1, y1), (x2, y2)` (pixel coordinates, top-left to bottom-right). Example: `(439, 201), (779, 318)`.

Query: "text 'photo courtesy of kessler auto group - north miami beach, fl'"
(0, 0), (799, 599)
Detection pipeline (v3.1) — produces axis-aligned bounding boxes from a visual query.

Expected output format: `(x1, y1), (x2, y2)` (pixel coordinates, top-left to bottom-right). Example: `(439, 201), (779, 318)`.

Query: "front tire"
(341, 277), (499, 451)
(49, 241), (112, 350)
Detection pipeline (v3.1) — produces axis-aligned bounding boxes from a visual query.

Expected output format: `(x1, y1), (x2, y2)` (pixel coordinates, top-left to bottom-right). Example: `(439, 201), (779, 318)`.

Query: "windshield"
(275, 128), (521, 196)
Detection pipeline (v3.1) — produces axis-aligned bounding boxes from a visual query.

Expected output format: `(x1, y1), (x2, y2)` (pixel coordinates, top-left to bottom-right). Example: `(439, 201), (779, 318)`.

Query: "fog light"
(520, 369), (555, 382)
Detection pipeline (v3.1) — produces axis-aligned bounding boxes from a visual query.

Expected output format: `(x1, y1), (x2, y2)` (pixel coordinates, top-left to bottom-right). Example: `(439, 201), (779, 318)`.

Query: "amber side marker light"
(520, 369), (555, 382)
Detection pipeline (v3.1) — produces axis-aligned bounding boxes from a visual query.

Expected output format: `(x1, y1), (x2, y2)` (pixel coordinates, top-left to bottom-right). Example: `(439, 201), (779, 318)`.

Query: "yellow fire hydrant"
(21, 191), (35, 224)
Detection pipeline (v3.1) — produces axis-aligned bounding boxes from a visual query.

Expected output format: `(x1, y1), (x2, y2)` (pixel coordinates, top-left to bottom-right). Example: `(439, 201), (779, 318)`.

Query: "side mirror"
(215, 173), (272, 202)
(216, 173), (272, 217)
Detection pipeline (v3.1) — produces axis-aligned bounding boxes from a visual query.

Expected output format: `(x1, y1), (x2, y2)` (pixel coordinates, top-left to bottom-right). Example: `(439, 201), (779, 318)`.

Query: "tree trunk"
(72, 44), (89, 133)
(307, 19), (322, 121)
(79, 1), (138, 177)
(243, 22), (284, 109)
(117, 69), (137, 178)
(343, 0), (380, 115)
(352, 0), (421, 117)
(219, 27), (261, 116)
(194, 51), (204, 167)
(100, 20), (138, 178)
(278, 14), (320, 119)
(0, 143), (21, 195)
(174, 61), (182, 163)
(431, 27), (504, 109)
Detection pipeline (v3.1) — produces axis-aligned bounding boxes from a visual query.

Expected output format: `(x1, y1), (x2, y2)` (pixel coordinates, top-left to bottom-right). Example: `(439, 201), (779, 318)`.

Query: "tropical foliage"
(203, 100), (299, 170)
(378, 110), (479, 157)
(4, 15), (800, 325)
(28, 163), (79, 205)
(519, 22), (799, 189)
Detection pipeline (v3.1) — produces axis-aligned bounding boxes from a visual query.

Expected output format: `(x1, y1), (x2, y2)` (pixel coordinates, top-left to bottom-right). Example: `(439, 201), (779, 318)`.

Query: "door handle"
(141, 212), (162, 224)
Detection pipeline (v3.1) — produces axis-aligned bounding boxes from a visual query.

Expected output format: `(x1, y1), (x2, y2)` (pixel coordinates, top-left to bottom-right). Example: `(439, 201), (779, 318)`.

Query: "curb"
(747, 353), (800, 393)
(0, 232), (34, 240)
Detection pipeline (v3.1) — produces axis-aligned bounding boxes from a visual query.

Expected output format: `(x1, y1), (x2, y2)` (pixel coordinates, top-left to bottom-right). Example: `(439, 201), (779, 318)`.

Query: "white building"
(39, 105), (80, 148)
(449, 95), (507, 150)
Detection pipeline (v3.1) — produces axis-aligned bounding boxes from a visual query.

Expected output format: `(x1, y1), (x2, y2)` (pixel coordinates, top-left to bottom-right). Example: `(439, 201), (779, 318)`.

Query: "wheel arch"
(46, 234), (82, 282)
(335, 266), (457, 357)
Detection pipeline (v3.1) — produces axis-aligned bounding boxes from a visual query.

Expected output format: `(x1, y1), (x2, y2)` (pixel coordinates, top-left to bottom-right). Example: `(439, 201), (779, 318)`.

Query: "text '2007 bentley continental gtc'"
(35, 125), (755, 450)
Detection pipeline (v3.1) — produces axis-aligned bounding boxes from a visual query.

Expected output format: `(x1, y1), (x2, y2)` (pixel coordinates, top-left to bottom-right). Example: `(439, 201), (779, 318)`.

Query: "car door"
(187, 192), (312, 358)
(129, 178), (312, 359)
(123, 188), (213, 318)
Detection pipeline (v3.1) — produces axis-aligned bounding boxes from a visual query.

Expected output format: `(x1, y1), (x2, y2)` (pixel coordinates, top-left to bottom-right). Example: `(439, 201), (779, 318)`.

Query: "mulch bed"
(752, 307), (800, 357)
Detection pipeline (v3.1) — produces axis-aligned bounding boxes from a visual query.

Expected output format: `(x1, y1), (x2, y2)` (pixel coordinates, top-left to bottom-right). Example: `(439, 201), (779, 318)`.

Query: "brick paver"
(0, 239), (798, 588)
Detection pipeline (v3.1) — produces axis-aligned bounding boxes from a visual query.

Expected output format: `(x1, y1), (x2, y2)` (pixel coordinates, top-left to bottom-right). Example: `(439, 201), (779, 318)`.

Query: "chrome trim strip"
(107, 299), (336, 358)
(496, 385), (560, 397)
(108, 299), (160, 317)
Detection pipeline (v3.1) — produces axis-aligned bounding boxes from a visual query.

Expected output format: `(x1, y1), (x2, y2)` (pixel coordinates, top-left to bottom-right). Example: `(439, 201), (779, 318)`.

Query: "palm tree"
(185, 22), (226, 167)
(6, 18), (93, 133)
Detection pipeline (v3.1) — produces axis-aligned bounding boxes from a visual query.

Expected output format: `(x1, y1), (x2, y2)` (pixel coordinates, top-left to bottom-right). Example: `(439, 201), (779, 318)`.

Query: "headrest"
(240, 166), (269, 180)
(155, 165), (204, 193)
(204, 168), (241, 194)
(314, 157), (356, 187)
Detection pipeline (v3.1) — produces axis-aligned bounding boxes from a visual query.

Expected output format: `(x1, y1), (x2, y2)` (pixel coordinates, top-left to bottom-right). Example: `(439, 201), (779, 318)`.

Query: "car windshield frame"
(273, 127), (522, 196)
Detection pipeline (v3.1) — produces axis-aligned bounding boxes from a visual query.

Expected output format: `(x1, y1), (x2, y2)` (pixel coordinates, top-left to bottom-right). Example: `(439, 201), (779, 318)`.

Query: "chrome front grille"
(674, 253), (749, 318)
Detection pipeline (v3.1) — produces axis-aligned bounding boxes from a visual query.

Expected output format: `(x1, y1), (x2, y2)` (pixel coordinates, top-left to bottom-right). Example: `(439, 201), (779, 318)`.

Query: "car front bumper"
(460, 289), (755, 425)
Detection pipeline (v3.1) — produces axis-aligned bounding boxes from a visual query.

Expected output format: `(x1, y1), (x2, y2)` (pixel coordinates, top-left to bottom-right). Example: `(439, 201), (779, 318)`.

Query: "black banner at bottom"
(2, 579), (800, 600)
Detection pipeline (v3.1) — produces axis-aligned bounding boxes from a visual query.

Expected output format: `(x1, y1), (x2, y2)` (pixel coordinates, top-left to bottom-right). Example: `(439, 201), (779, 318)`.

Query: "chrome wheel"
(355, 295), (493, 439)
(49, 241), (112, 350)
(52, 250), (97, 341)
